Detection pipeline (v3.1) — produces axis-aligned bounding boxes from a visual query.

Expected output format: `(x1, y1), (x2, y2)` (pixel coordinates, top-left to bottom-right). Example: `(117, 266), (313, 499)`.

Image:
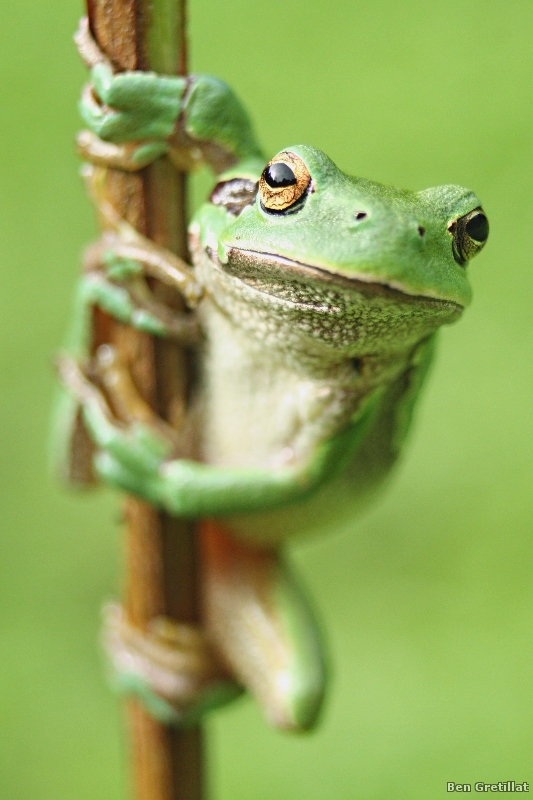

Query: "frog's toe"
(79, 86), (129, 142)
(90, 63), (114, 105)
(79, 83), (152, 143)
(102, 603), (241, 727)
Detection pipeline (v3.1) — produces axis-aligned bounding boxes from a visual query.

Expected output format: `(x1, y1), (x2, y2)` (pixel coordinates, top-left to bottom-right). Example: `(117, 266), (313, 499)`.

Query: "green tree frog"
(54, 19), (489, 732)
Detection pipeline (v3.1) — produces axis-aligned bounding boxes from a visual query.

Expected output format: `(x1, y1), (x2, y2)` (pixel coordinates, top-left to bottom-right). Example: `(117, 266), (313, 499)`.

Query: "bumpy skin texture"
(55, 49), (487, 731)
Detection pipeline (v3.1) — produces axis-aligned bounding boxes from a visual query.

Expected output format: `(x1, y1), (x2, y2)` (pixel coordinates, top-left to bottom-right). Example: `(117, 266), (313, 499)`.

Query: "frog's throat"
(223, 247), (464, 311)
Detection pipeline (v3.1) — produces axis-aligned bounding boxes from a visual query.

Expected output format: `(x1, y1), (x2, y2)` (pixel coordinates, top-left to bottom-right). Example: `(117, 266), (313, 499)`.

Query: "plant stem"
(84, 2), (204, 798)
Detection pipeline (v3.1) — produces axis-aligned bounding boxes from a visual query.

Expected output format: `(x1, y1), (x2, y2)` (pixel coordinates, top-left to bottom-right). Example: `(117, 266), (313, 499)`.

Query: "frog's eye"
(259, 152), (311, 213)
(448, 207), (489, 266)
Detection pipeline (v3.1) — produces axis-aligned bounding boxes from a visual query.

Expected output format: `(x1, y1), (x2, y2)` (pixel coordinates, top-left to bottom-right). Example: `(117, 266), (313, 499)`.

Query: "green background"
(1, 1), (532, 797)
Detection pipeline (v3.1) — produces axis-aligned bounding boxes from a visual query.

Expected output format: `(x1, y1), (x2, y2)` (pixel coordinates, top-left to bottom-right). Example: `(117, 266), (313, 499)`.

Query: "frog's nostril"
(418, 226), (425, 237)
(354, 211), (367, 221)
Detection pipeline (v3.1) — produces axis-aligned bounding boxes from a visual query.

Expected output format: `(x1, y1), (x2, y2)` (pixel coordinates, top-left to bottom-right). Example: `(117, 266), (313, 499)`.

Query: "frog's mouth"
(221, 247), (464, 313)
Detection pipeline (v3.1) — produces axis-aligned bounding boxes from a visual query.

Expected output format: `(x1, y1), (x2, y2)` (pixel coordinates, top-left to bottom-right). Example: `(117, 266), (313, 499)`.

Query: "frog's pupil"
(465, 213), (489, 242)
(265, 163), (297, 188)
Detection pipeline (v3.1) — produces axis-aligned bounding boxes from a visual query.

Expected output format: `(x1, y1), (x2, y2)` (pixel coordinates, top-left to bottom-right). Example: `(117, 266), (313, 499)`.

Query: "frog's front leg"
(58, 352), (379, 517)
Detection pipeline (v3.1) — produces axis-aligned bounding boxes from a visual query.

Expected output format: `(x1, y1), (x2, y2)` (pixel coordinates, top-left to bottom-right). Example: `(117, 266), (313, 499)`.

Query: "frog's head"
(216, 145), (488, 310)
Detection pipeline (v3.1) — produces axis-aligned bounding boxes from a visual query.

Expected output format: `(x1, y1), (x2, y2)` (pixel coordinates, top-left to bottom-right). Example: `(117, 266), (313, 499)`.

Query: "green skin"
(55, 60), (488, 730)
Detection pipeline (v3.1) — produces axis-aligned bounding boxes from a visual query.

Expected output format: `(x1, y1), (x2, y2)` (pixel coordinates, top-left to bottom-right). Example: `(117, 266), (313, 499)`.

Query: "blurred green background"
(1, 1), (532, 797)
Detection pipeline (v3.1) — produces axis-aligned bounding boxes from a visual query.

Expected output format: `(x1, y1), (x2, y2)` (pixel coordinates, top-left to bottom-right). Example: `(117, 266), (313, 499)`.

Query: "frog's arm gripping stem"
(81, 165), (203, 311)
(57, 330), (433, 515)
(51, 163), (203, 483)
(57, 351), (380, 517)
(75, 17), (265, 176)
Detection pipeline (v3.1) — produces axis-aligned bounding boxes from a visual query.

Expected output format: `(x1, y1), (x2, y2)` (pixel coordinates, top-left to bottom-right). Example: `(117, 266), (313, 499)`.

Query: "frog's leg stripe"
(101, 603), (242, 727)
(200, 519), (326, 732)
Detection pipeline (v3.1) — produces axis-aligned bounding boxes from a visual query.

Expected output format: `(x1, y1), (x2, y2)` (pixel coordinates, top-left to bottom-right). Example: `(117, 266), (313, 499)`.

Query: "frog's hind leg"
(200, 519), (327, 732)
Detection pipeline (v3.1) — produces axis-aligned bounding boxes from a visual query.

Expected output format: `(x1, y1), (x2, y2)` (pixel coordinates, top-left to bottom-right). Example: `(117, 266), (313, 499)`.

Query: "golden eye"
(448, 207), (489, 266)
(259, 152), (311, 212)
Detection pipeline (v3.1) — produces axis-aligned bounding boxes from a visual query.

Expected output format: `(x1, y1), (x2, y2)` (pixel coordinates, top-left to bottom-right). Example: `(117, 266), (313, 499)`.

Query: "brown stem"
(84, 2), (203, 799)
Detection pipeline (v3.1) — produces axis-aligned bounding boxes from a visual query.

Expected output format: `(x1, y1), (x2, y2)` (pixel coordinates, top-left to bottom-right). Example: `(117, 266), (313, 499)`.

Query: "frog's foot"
(53, 342), (185, 488)
(102, 603), (241, 726)
(75, 18), (200, 172)
(200, 520), (327, 732)
(75, 17), (263, 175)
(75, 17), (186, 145)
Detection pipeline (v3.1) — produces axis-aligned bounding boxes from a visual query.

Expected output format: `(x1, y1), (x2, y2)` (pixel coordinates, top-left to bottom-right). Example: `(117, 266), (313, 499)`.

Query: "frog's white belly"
(191, 244), (437, 544)
(198, 300), (365, 470)
(198, 309), (393, 542)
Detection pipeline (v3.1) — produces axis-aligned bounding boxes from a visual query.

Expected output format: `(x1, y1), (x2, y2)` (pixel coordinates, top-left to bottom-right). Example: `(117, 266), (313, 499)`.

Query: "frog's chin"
(223, 247), (464, 311)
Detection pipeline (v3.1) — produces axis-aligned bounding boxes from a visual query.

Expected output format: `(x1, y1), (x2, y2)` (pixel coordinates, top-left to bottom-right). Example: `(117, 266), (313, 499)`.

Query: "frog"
(54, 18), (489, 733)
